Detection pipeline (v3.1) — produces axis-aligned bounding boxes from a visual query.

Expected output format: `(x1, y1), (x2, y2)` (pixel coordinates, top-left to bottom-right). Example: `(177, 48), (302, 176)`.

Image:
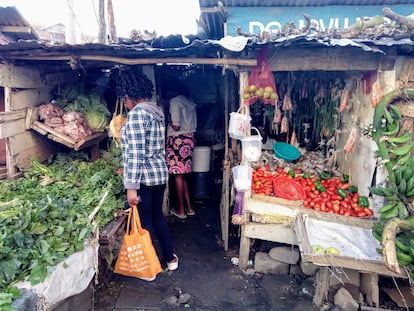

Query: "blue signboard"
(226, 5), (414, 36)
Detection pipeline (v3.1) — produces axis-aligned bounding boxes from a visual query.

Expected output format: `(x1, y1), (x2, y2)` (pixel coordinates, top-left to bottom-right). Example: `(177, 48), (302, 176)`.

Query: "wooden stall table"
(238, 193), (407, 308)
(239, 194), (302, 270)
(294, 214), (407, 308)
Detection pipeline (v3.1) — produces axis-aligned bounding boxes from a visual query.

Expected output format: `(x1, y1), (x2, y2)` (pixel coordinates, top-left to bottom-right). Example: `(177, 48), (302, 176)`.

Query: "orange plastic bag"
(243, 48), (278, 105)
(114, 205), (163, 279)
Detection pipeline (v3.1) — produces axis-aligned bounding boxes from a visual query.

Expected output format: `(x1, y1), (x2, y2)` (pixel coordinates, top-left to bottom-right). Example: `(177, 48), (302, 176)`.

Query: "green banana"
(406, 176), (414, 195)
(389, 104), (402, 121)
(397, 251), (413, 265)
(403, 167), (413, 180)
(396, 152), (412, 167)
(409, 239), (414, 249)
(382, 187), (396, 197)
(368, 187), (386, 196)
(380, 204), (399, 219)
(388, 171), (397, 184)
(387, 132), (412, 144)
(390, 142), (414, 156)
(372, 222), (384, 235)
(397, 201), (408, 218)
(406, 187), (414, 198)
(395, 168), (403, 186)
(382, 121), (400, 136)
(378, 201), (398, 213)
(372, 230), (382, 242)
(376, 247), (383, 255)
(398, 178), (407, 195)
(383, 107), (395, 125)
(395, 238), (410, 253)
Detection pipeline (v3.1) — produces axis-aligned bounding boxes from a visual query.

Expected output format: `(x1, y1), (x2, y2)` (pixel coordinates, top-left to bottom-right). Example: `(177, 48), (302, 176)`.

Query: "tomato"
(331, 194), (342, 201)
(340, 183), (352, 190)
(367, 209), (374, 216)
(357, 211), (366, 217)
(276, 167), (284, 173)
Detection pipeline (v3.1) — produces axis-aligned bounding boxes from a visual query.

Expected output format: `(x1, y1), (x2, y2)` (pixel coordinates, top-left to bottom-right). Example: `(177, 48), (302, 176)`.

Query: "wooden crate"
(31, 121), (107, 151)
(98, 215), (127, 282)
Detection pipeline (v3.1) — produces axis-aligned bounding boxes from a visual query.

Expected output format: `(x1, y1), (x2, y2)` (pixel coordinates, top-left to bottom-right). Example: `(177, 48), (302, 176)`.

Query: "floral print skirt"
(166, 133), (195, 174)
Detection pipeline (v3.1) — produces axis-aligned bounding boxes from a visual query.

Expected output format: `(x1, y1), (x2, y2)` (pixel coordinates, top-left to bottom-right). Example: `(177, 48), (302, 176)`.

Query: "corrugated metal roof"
(0, 34), (412, 73)
(0, 7), (39, 41)
(200, 0), (414, 7)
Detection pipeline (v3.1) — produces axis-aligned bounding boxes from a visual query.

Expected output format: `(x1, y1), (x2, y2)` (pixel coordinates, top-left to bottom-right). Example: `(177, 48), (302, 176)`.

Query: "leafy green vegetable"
(0, 150), (125, 307)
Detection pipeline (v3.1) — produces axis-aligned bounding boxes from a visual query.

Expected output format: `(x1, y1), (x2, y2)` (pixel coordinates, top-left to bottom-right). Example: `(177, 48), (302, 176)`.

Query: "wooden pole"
(10, 55), (257, 67)
(107, 0), (117, 43)
(98, 0), (106, 44)
(220, 72), (230, 251)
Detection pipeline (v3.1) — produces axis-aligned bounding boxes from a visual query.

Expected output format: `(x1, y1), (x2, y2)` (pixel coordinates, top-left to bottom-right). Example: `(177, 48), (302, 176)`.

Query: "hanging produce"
(243, 48), (278, 105)
(371, 80), (383, 108)
(343, 127), (358, 153)
(109, 99), (127, 147)
(282, 93), (293, 111)
(280, 115), (289, 133)
(338, 89), (349, 112)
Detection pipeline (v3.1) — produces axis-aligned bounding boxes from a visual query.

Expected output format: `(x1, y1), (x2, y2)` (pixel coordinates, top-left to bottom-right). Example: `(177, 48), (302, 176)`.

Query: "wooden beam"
(9, 55), (257, 66)
(0, 26), (33, 34)
(269, 48), (394, 71)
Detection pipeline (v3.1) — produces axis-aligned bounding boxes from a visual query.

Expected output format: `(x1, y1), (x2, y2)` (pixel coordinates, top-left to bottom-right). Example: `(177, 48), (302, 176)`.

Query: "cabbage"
(85, 111), (108, 132)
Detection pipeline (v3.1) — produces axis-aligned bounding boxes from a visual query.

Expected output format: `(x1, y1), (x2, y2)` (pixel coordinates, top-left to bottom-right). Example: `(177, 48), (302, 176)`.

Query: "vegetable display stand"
(238, 194), (397, 308)
(294, 214), (407, 308)
(30, 121), (107, 152)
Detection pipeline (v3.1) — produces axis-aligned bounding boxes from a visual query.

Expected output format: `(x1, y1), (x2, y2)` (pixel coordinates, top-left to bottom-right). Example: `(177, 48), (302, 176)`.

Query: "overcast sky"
(0, 0), (201, 38)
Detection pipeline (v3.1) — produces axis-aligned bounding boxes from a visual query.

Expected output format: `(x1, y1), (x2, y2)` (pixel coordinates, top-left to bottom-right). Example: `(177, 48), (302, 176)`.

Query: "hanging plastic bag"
(228, 105), (251, 140)
(114, 205), (163, 280)
(243, 48), (278, 105)
(109, 98), (127, 147)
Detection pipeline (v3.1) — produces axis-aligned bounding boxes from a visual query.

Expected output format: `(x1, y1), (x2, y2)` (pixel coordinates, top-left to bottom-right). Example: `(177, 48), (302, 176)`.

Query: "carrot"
(371, 80), (382, 108)
(339, 89), (349, 112)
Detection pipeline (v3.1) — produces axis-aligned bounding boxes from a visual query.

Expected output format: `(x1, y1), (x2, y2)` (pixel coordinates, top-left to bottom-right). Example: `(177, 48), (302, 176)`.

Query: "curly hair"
(115, 66), (154, 100)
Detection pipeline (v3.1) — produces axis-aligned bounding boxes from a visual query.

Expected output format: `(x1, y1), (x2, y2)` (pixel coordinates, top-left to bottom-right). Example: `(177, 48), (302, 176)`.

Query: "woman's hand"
(127, 189), (140, 206)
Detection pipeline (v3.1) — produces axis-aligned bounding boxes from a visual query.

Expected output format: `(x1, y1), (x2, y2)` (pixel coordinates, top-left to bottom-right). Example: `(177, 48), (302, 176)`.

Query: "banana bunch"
(394, 231), (414, 266)
(372, 221), (414, 267)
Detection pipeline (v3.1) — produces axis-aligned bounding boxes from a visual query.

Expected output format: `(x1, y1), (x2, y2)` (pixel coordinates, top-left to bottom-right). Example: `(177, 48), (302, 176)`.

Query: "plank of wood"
(239, 224), (252, 270)
(251, 193), (302, 207)
(242, 222), (298, 245)
(302, 254), (406, 278)
(30, 121), (49, 135)
(46, 134), (75, 149)
(361, 273), (379, 307)
(0, 118), (26, 139)
(74, 131), (107, 151)
(0, 64), (44, 88)
(31, 121), (76, 145)
(0, 109), (27, 122)
(313, 267), (330, 308)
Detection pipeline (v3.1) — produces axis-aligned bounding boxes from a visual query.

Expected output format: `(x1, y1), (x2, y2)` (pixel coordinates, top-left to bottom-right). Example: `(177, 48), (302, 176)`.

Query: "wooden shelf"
(31, 121), (107, 151)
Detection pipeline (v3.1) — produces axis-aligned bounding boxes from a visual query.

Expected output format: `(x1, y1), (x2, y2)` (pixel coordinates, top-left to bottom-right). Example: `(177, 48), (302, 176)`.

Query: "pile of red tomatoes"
(251, 166), (374, 218)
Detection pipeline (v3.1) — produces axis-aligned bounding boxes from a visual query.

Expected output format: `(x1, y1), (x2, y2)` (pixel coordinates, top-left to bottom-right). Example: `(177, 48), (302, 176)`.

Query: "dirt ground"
(93, 182), (407, 311)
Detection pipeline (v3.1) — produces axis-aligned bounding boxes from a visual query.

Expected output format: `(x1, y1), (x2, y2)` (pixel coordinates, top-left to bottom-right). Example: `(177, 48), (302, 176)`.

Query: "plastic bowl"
(273, 142), (301, 162)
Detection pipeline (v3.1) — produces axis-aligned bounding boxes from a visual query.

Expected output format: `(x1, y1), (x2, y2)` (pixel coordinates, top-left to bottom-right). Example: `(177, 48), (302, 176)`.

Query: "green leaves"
(0, 151), (125, 297)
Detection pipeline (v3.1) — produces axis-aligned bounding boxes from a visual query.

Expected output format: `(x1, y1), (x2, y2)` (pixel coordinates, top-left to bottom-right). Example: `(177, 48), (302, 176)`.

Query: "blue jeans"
(138, 184), (175, 263)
